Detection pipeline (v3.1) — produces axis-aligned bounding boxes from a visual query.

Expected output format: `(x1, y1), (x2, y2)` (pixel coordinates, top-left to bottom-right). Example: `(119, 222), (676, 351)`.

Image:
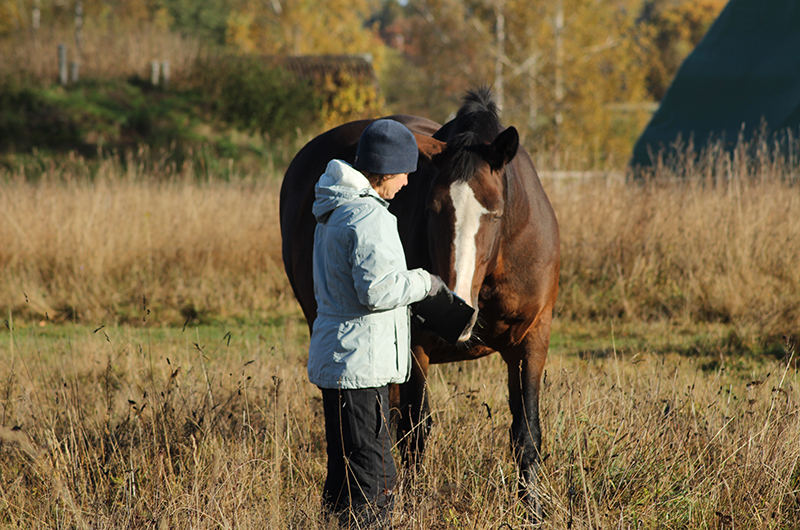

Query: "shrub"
(0, 79), (198, 158)
(318, 70), (384, 129)
(191, 55), (321, 139)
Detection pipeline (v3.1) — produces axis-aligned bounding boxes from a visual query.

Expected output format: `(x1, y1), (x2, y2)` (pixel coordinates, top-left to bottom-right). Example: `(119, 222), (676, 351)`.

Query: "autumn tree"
(381, 0), (494, 119)
(0, 0), (727, 167)
(392, 0), (655, 169)
(224, 0), (384, 59)
(221, 0), (389, 126)
(508, 0), (654, 168)
(642, 0), (727, 100)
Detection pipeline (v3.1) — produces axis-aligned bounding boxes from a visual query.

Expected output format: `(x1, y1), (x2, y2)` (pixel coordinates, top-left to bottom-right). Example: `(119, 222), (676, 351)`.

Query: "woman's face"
(371, 173), (409, 200)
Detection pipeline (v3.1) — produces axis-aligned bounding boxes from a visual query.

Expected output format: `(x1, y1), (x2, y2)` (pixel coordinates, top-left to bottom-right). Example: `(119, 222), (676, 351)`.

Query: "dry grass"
(550, 146), (800, 342)
(0, 321), (797, 528)
(4, 148), (800, 345)
(1, 149), (799, 527)
(555, 172), (800, 333)
(0, 162), (290, 326)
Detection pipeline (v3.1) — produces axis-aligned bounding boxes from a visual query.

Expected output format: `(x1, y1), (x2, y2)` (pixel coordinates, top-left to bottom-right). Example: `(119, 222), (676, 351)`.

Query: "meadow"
(1, 147), (799, 528)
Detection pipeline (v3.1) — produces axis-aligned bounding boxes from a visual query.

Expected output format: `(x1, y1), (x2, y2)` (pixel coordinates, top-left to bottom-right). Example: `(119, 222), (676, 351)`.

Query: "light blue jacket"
(308, 159), (431, 389)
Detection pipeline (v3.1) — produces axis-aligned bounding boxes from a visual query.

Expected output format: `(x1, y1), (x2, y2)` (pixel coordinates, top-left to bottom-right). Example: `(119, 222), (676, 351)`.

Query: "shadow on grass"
(552, 319), (797, 371)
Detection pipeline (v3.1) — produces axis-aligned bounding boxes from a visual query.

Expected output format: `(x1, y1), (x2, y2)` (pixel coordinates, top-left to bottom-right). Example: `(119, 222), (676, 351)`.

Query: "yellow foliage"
(556, 0), (654, 167)
(0, 2), (23, 35)
(222, 0), (388, 129)
(646, 0), (727, 99)
(658, 0), (727, 44)
(499, 0), (655, 168)
(319, 71), (384, 129)
(225, 0), (387, 72)
(152, 7), (174, 31)
(226, 10), (258, 54)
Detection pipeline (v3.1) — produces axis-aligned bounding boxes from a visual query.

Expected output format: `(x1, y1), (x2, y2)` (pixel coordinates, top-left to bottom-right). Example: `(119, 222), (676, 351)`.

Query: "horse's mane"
(453, 86), (502, 138)
(446, 87), (504, 182)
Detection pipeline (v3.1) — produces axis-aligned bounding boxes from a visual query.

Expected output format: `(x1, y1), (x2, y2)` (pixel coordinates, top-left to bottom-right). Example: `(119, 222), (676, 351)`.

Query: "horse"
(280, 87), (560, 518)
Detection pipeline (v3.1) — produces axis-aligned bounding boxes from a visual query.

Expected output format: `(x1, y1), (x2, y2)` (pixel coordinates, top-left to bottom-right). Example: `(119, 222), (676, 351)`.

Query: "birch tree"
(400, 0), (655, 168)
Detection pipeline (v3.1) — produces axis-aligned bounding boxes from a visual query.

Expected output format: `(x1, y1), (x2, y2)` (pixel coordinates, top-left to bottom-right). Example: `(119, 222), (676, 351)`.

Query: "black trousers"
(321, 385), (396, 527)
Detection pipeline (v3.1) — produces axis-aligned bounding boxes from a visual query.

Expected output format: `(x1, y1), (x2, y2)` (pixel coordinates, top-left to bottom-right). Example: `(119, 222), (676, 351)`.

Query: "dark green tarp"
(630, 0), (800, 168)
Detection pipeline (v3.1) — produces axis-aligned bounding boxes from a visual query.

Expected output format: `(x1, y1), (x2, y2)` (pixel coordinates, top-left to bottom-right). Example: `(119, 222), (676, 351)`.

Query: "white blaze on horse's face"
(449, 180), (488, 305)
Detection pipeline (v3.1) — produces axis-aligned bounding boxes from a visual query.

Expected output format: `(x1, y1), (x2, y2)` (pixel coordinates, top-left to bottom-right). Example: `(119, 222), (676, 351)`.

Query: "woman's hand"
(427, 274), (453, 302)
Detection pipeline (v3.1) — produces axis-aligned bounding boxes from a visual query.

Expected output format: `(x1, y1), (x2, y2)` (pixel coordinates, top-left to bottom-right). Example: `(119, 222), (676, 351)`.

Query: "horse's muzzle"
(456, 309), (480, 342)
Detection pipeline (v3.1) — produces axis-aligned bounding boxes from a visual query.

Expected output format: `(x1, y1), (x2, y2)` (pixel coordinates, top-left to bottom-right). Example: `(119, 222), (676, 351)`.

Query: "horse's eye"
(428, 200), (442, 214)
(491, 211), (503, 222)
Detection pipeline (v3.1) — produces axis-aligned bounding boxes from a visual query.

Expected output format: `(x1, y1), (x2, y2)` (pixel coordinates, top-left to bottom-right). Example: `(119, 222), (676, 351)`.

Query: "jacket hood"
(312, 160), (384, 222)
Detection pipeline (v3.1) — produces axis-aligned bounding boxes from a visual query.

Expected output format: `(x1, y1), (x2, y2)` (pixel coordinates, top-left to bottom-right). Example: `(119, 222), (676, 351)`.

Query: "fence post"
(32, 3), (41, 30)
(161, 61), (170, 90)
(74, 1), (83, 54)
(58, 44), (68, 85)
(70, 61), (79, 83)
(151, 61), (160, 87)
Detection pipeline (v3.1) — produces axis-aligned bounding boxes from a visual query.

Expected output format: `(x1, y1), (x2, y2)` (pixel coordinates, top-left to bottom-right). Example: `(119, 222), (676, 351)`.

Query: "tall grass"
(557, 172), (800, 335)
(0, 160), (290, 326)
(0, 322), (797, 528)
(3, 146), (800, 344)
(553, 139), (800, 344)
(1, 146), (799, 528)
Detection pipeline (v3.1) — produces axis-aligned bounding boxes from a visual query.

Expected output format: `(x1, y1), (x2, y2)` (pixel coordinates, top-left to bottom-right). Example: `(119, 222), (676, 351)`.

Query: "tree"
(154, 0), (235, 44)
(642, 0), (726, 100)
(384, 0), (494, 121)
(514, 0), (653, 168)
(396, 0), (655, 168)
(0, 1), (25, 36)
(224, 0), (385, 61)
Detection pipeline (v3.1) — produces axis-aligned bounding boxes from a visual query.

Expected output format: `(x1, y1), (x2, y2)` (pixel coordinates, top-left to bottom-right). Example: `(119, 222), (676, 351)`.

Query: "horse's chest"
(479, 281), (527, 316)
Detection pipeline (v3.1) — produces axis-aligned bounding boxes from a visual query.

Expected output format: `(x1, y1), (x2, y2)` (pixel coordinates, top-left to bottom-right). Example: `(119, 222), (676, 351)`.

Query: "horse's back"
(279, 115), (441, 328)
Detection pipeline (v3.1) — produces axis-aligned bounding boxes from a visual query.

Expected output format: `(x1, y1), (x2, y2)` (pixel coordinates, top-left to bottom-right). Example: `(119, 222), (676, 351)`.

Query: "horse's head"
(420, 126), (519, 342)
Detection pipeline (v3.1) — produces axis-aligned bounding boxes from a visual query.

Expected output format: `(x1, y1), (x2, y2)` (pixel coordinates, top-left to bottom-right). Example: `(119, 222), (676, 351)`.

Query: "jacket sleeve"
(350, 207), (431, 311)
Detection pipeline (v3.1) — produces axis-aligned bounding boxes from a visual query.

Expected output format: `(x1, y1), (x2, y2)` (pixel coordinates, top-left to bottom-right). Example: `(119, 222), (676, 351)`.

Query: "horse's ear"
(414, 133), (447, 163)
(486, 126), (519, 170)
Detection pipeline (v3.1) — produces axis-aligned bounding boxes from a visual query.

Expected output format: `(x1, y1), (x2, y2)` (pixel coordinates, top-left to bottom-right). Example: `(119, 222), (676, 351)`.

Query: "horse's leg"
(394, 346), (431, 468)
(502, 313), (552, 521)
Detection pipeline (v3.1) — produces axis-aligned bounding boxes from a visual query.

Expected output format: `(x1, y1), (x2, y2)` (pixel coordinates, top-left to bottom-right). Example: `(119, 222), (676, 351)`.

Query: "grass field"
(2, 319), (797, 528)
(1, 152), (799, 528)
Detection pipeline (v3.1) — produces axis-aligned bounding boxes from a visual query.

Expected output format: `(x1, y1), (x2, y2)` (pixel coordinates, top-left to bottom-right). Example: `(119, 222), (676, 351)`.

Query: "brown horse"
(280, 88), (560, 518)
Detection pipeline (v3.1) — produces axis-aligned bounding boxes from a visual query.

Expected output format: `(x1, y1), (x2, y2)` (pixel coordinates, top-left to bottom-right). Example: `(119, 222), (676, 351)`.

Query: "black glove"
(426, 273), (453, 302)
(411, 273), (473, 344)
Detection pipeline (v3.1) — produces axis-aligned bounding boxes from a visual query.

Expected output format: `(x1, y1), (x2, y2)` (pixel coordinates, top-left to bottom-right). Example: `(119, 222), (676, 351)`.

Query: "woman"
(308, 119), (446, 527)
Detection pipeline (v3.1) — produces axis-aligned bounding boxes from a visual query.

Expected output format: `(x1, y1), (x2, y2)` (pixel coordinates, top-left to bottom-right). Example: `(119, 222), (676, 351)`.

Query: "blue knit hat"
(353, 119), (418, 174)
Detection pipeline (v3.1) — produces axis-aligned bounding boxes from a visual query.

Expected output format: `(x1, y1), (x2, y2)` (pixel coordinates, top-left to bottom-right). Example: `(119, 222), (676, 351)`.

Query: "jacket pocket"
(332, 319), (371, 364)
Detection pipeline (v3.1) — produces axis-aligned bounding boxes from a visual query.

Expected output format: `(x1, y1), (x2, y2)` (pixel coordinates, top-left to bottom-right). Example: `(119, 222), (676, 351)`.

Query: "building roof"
(268, 54), (376, 85)
(630, 0), (800, 168)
